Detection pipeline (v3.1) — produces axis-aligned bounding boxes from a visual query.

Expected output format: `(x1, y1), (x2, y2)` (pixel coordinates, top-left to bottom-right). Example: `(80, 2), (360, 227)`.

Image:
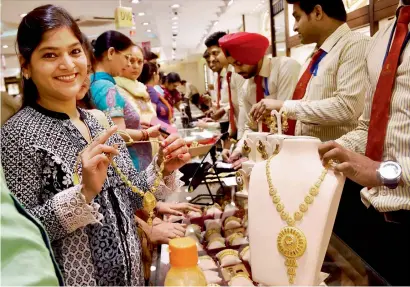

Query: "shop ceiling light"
(138, 12), (145, 16)
(147, 29), (152, 32)
(171, 4), (180, 9)
(142, 22), (149, 26)
(20, 13), (27, 17)
(214, 21), (219, 26)
(172, 16), (178, 21)
(2, 45), (8, 48)
(131, 0), (140, 3)
(228, 0), (234, 6)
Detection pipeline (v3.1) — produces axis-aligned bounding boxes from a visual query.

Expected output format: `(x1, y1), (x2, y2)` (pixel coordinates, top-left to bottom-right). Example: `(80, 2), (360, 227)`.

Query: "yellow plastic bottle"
(164, 237), (207, 286)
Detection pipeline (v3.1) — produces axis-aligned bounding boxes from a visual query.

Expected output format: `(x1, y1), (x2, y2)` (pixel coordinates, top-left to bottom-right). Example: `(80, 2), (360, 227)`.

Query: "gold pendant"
(277, 226), (307, 284)
(73, 173), (80, 185)
(143, 191), (157, 226)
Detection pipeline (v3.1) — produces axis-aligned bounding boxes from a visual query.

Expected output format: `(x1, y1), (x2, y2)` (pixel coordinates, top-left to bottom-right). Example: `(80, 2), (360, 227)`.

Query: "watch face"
(380, 161), (402, 180)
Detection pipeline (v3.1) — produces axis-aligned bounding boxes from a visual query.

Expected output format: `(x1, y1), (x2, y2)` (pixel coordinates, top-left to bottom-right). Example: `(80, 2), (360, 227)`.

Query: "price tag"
(115, 6), (133, 29)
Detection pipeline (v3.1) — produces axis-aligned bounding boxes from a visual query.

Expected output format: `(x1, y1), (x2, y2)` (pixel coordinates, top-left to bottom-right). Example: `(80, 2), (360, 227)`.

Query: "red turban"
(219, 32), (269, 65)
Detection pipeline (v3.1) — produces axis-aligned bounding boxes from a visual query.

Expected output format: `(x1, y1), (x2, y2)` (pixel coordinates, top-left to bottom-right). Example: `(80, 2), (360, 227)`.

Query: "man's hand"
(250, 99), (284, 122)
(232, 157), (248, 170)
(211, 108), (226, 121)
(318, 141), (382, 188)
(149, 222), (187, 244)
(156, 202), (201, 216)
(228, 150), (242, 163)
(221, 149), (231, 162)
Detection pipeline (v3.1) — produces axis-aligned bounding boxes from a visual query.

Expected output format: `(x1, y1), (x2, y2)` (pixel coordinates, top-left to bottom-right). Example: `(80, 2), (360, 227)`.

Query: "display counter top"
(149, 232), (388, 286)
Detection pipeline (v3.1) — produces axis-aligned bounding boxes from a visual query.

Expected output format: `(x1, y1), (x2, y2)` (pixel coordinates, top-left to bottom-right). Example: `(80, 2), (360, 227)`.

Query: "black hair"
(205, 31), (227, 48)
(203, 49), (210, 59)
(165, 72), (181, 84)
(286, 0), (347, 22)
(92, 30), (134, 60)
(144, 50), (159, 61)
(159, 72), (166, 85)
(81, 33), (95, 71)
(77, 33), (94, 109)
(138, 62), (158, 84)
(17, 5), (84, 106)
(181, 80), (187, 85)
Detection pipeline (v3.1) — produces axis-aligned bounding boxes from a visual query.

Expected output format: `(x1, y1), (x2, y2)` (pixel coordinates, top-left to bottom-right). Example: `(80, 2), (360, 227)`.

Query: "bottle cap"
(169, 237), (198, 267)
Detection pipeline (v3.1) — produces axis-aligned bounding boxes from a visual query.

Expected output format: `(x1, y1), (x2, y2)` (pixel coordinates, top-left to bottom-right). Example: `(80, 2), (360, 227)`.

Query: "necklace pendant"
(73, 173), (80, 186)
(143, 191), (157, 226)
(277, 226), (307, 285)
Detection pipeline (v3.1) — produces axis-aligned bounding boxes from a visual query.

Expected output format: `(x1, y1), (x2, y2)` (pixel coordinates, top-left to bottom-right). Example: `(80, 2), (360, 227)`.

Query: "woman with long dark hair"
(139, 62), (173, 124)
(1, 5), (190, 285)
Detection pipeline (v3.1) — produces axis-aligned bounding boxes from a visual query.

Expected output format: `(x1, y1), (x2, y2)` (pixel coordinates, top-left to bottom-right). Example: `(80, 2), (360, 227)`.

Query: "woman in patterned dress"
(1, 5), (191, 286)
(90, 31), (160, 171)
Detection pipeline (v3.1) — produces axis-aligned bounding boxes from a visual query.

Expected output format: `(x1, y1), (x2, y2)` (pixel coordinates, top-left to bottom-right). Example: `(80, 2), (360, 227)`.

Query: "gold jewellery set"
(265, 154), (330, 284)
(242, 111), (289, 159)
(73, 130), (164, 226)
(247, 111), (289, 134)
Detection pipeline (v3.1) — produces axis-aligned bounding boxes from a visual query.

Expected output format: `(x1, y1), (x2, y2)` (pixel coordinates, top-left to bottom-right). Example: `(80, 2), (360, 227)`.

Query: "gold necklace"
(73, 130), (164, 226)
(265, 154), (328, 284)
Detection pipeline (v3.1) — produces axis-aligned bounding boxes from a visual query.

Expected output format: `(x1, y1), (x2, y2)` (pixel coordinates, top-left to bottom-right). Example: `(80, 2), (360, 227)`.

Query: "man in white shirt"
(250, 0), (369, 142)
(205, 31), (246, 160)
(318, 1), (410, 285)
(219, 32), (301, 168)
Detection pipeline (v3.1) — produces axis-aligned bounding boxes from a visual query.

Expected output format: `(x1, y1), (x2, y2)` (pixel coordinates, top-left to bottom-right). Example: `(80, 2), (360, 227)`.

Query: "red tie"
(285, 49), (326, 135)
(365, 6), (410, 161)
(216, 74), (222, 109)
(226, 72), (237, 135)
(254, 75), (269, 132)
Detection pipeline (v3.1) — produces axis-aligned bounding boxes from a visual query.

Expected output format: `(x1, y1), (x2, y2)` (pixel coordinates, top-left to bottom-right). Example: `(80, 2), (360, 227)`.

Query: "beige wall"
(161, 55), (207, 94)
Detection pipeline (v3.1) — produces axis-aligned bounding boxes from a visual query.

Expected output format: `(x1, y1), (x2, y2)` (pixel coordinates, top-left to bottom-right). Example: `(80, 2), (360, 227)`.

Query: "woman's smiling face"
(24, 27), (88, 103)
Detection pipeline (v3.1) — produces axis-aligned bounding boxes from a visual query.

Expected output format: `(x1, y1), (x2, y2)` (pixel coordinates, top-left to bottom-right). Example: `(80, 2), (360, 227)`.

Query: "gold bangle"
(207, 237), (225, 247)
(205, 229), (221, 241)
(228, 232), (244, 246)
(216, 249), (239, 262)
(240, 246), (250, 259)
(224, 216), (241, 227)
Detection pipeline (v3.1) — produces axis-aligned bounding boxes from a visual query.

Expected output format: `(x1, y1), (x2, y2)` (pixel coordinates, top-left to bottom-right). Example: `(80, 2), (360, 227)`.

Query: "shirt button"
(381, 190), (387, 196)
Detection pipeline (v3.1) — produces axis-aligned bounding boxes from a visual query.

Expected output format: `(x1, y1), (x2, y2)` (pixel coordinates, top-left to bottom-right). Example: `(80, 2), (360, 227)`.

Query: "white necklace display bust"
(248, 137), (345, 286)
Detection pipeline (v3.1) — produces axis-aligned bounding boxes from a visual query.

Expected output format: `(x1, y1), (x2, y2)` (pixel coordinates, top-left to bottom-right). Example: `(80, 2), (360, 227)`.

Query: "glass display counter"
(148, 232), (389, 286)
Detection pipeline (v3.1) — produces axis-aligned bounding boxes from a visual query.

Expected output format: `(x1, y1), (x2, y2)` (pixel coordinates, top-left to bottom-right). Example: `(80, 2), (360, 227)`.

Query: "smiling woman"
(1, 4), (189, 286)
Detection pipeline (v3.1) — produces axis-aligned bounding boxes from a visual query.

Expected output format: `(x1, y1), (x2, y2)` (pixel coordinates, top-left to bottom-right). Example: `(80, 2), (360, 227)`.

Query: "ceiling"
(0, 0), (269, 62)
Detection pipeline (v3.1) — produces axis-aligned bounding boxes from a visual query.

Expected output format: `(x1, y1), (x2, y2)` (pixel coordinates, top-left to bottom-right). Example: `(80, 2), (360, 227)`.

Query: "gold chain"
(73, 130), (164, 226)
(265, 154), (328, 284)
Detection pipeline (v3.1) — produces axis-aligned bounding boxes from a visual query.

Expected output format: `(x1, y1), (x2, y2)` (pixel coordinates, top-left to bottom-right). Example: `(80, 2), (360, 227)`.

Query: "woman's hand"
(149, 222), (186, 244)
(81, 126), (119, 203)
(159, 134), (191, 176)
(156, 202), (201, 216)
(146, 124), (161, 138)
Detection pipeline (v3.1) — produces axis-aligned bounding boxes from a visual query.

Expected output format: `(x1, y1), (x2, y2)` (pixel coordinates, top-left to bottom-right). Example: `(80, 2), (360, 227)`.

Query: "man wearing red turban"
(219, 32), (301, 168)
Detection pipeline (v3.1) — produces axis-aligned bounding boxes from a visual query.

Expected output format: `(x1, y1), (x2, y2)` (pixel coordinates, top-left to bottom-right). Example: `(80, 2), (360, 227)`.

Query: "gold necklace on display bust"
(265, 154), (329, 284)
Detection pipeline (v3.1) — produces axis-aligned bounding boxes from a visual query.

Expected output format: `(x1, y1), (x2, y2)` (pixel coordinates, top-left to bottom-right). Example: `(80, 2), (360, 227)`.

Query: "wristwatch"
(376, 161), (402, 189)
